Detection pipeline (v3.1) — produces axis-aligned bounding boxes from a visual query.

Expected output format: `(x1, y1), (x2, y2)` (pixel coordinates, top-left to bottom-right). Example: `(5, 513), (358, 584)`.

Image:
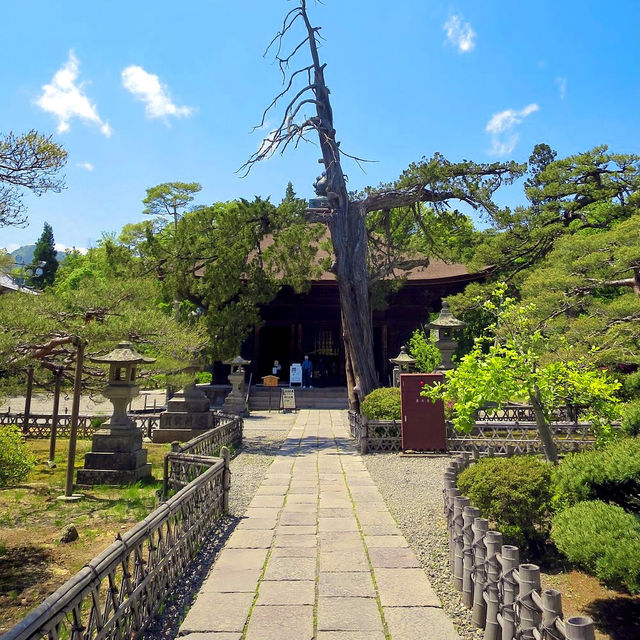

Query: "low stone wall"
(443, 453), (596, 640)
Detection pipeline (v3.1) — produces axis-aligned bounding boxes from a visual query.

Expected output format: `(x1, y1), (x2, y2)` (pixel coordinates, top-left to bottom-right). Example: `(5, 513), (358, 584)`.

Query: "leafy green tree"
(521, 215), (640, 367)
(142, 182), (202, 234)
(0, 130), (67, 228)
(423, 285), (622, 463)
(407, 328), (442, 373)
(27, 222), (59, 288)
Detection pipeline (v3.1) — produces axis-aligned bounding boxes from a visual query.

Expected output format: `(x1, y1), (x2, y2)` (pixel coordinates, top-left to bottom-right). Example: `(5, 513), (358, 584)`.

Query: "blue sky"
(2, 0), (638, 252)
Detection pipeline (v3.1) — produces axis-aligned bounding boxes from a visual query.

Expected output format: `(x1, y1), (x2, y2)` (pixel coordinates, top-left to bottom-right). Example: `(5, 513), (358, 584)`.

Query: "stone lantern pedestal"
(76, 342), (155, 486)
(222, 356), (251, 416)
(152, 384), (214, 443)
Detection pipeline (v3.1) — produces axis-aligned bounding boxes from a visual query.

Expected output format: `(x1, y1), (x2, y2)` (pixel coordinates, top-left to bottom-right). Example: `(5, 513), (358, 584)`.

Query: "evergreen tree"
(28, 222), (59, 288)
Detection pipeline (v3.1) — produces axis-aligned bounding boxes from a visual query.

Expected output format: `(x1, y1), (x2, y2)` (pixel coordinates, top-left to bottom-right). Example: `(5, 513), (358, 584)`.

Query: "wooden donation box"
(262, 375), (279, 387)
(400, 373), (446, 452)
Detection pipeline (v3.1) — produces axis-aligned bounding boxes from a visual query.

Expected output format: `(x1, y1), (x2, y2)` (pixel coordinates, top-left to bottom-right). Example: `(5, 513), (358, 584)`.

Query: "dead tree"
(241, 1), (523, 408)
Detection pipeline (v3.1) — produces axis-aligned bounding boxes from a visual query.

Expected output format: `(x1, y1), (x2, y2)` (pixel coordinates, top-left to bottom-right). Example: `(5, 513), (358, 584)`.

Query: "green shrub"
(553, 437), (640, 513)
(0, 425), (36, 487)
(551, 500), (640, 593)
(457, 456), (553, 549)
(195, 371), (213, 385)
(361, 387), (401, 420)
(623, 370), (640, 399)
(408, 329), (442, 373)
(621, 400), (640, 437)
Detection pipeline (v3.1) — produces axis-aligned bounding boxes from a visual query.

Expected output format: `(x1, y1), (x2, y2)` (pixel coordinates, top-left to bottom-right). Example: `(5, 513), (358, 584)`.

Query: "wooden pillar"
(64, 340), (85, 498)
(23, 366), (34, 435)
(381, 324), (388, 385)
(48, 367), (63, 465)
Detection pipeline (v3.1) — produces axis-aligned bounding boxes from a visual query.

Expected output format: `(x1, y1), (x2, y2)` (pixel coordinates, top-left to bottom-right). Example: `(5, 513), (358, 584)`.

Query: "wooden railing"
(444, 453), (596, 640)
(4, 452), (230, 640)
(163, 414), (242, 497)
(347, 409), (608, 455)
(0, 412), (161, 439)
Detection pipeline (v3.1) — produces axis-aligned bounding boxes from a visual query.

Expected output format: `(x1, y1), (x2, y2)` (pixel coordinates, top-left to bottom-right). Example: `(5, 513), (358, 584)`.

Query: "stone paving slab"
(178, 409), (460, 640)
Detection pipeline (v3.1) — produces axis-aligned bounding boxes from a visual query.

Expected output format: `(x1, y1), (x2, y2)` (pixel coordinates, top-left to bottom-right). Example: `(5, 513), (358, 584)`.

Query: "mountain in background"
(10, 245), (63, 264)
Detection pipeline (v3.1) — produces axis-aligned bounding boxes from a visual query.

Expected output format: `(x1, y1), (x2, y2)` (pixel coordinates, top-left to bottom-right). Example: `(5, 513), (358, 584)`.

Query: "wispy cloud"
(121, 65), (194, 121)
(444, 14), (476, 53)
(55, 243), (87, 254)
(77, 161), (94, 171)
(555, 77), (567, 100)
(485, 103), (539, 155)
(36, 50), (112, 137)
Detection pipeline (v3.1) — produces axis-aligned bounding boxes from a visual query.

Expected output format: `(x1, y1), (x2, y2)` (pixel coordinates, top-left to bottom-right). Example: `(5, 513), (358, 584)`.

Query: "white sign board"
(289, 363), (302, 386)
(281, 388), (296, 411)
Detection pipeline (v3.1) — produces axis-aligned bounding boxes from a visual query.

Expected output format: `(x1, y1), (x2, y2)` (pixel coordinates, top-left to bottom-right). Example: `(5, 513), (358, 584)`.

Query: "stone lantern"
(389, 345), (416, 387)
(222, 355), (251, 416)
(428, 301), (466, 370)
(76, 341), (155, 485)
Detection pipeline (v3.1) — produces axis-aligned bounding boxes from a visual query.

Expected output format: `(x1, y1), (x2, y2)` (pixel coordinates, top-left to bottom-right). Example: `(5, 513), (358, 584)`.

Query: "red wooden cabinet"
(400, 373), (446, 452)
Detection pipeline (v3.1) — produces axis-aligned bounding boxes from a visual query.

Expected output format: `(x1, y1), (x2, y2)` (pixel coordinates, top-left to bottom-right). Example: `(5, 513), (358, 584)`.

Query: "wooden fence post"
(541, 589), (563, 637)
(518, 564), (542, 639)
(445, 487), (460, 574)
(472, 517), (489, 628)
(453, 495), (470, 591)
(483, 530), (503, 640)
(500, 545), (519, 640)
(462, 505), (480, 608)
(221, 445), (231, 513)
(564, 616), (596, 640)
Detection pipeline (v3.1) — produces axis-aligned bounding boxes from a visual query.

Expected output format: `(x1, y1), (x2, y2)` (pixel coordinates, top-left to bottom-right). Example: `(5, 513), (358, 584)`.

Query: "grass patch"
(0, 437), (171, 633)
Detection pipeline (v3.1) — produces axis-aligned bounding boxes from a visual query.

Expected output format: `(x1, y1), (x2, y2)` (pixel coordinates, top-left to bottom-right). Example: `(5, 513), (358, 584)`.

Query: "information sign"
(280, 388), (296, 411)
(289, 363), (302, 386)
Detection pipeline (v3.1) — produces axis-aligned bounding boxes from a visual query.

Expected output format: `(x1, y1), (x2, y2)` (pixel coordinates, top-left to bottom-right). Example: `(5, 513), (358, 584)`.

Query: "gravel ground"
(363, 452), (483, 640)
(143, 427), (290, 640)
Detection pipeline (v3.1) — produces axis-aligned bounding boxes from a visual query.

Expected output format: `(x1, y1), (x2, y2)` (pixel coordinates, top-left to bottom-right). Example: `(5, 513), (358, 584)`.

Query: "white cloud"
(36, 50), (112, 137)
(121, 65), (194, 120)
(485, 103), (539, 155)
(77, 161), (94, 171)
(555, 77), (567, 100)
(444, 14), (476, 53)
(257, 130), (278, 160)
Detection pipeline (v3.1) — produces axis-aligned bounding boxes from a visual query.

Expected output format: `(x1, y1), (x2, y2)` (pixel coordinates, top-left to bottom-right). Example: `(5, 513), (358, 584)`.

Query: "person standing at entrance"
(302, 355), (313, 388)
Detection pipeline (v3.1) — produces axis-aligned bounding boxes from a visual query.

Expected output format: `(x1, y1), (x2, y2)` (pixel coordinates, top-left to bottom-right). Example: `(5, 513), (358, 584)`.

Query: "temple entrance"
(258, 325), (291, 382)
(302, 325), (343, 387)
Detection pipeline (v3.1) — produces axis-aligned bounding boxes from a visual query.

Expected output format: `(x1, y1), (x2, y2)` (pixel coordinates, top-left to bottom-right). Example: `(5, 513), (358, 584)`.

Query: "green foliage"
(407, 329), (441, 373)
(621, 400), (640, 436)
(551, 500), (640, 593)
(27, 222), (59, 288)
(142, 182), (202, 232)
(553, 437), (640, 513)
(457, 456), (553, 549)
(0, 130), (67, 228)
(624, 370), (640, 399)
(195, 371), (213, 384)
(423, 285), (622, 461)
(0, 425), (36, 487)
(361, 387), (401, 421)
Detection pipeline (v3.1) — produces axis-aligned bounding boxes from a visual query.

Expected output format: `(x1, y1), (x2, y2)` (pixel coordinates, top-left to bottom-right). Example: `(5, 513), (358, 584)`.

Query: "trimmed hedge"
(551, 500), (640, 594)
(361, 387), (401, 421)
(621, 400), (640, 437)
(553, 437), (640, 513)
(457, 456), (552, 549)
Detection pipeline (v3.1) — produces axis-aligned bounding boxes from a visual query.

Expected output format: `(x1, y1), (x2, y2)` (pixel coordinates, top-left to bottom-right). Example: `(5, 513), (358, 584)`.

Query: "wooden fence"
(348, 409), (604, 455)
(3, 416), (243, 640)
(162, 414), (242, 497)
(444, 453), (596, 640)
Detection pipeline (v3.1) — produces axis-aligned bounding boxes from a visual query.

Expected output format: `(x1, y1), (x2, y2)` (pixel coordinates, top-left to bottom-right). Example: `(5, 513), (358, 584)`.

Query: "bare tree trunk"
(530, 387), (558, 464)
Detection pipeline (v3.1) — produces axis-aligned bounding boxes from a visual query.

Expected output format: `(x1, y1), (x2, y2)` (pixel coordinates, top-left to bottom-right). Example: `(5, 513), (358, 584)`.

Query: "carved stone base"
(153, 387), (215, 443)
(77, 425), (151, 486)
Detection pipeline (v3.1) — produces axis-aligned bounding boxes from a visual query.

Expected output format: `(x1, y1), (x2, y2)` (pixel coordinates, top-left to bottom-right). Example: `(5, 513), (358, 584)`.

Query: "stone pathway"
(179, 409), (460, 640)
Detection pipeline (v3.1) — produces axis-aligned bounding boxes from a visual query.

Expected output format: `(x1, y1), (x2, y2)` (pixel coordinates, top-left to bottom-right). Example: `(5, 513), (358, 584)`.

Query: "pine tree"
(28, 222), (59, 288)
